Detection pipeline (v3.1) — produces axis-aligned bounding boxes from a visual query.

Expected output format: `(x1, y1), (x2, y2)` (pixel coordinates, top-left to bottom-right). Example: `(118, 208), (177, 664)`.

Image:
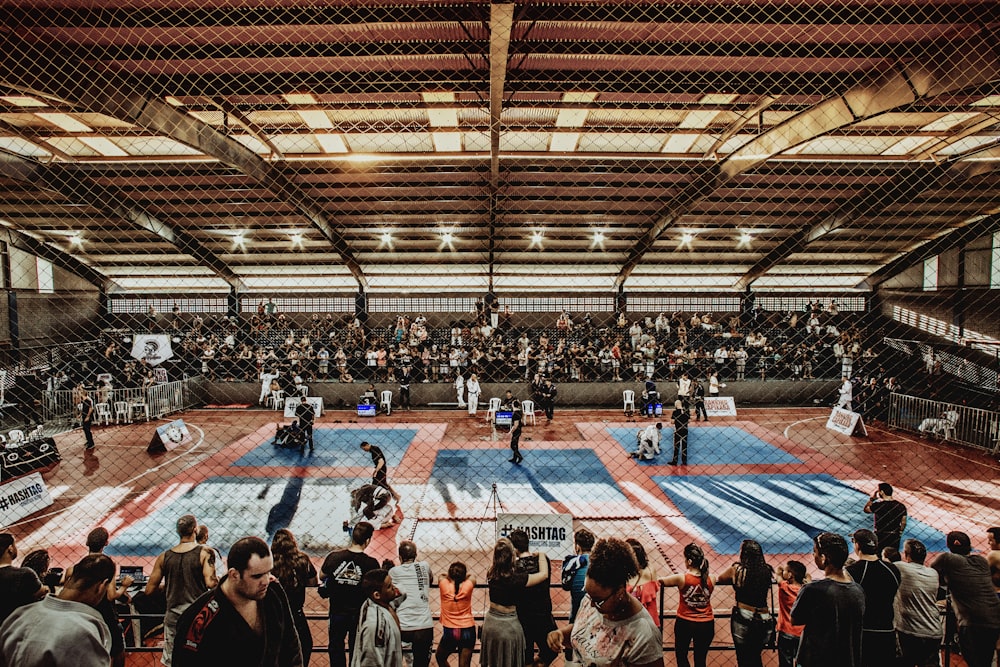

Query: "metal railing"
(41, 378), (196, 423)
(888, 393), (1000, 454)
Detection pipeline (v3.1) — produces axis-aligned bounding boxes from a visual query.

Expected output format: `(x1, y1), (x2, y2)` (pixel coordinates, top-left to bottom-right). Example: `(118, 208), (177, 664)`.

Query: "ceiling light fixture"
(529, 230), (544, 249)
(738, 230), (753, 248)
(591, 231), (606, 249)
(290, 233), (303, 248)
(440, 231), (455, 250)
(379, 232), (394, 249)
(679, 232), (694, 249)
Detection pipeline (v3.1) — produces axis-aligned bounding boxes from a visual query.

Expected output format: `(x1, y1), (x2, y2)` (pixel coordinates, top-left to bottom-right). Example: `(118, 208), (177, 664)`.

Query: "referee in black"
(294, 395), (315, 454)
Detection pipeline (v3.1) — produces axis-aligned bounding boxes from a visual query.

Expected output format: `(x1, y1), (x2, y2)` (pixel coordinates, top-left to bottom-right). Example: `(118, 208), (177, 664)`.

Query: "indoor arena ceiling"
(0, 0), (999, 295)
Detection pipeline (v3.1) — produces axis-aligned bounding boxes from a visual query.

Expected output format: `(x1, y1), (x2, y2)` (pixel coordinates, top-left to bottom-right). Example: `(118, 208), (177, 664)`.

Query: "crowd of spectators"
(3, 515), (998, 667)
(111, 298), (874, 390)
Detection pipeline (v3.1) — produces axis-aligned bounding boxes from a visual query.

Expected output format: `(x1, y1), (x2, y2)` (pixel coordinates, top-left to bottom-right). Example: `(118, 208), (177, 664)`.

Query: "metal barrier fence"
(41, 378), (196, 424)
(888, 393), (1000, 454)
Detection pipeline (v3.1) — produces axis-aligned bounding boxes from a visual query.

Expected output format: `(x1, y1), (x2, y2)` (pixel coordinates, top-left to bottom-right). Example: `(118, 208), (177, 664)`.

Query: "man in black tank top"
(145, 514), (219, 666)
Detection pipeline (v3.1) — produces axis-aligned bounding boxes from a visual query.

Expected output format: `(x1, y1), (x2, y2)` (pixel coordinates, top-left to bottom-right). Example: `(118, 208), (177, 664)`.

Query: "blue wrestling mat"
(233, 426), (418, 467)
(653, 473), (946, 556)
(106, 476), (368, 557)
(429, 448), (626, 504)
(609, 425), (801, 465)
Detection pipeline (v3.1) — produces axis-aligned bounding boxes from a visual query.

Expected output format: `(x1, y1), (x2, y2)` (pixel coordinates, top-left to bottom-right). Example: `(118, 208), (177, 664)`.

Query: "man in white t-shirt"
(388, 541), (434, 667)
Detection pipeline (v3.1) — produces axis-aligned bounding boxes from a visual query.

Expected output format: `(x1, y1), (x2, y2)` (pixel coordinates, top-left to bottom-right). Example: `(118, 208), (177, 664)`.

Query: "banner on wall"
(130, 334), (173, 366)
(705, 396), (737, 417)
(826, 407), (868, 437)
(283, 396), (324, 418)
(0, 472), (53, 525)
(496, 512), (574, 557)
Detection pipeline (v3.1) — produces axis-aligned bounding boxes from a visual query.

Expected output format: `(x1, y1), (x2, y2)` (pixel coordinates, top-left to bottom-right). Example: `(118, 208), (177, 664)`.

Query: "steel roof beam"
(0, 150), (246, 291)
(615, 28), (1000, 290)
(0, 31), (367, 290)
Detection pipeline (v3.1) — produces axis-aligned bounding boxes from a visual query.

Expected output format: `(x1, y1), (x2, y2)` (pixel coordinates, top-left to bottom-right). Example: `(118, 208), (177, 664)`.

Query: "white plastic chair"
(486, 397), (502, 423)
(380, 390), (393, 416)
(27, 425), (43, 441)
(521, 399), (536, 426)
(96, 402), (112, 426)
(7, 429), (25, 445)
(942, 411), (959, 440)
(623, 390), (636, 414)
(114, 401), (130, 424)
(268, 389), (285, 410)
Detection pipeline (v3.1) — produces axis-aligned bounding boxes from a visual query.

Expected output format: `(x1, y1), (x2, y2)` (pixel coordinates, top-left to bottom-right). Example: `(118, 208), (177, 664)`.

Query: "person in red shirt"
(775, 561), (808, 667)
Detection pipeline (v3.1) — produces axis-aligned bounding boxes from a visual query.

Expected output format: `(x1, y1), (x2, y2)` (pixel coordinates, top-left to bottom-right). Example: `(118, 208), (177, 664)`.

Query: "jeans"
(777, 631), (800, 667)
(896, 631), (939, 667)
(730, 607), (773, 667)
(401, 627), (433, 667)
(674, 617), (714, 667)
(328, 612), (359, 667)
(957, 625), (1000, 667)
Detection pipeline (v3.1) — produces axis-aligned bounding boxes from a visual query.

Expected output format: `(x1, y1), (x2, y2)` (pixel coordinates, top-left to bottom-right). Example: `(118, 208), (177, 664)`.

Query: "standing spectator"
(466, 373), (482, 416)
(295, 395), (316, 454)
(172, 536), (302, 666)
(988, 525), (1000, 593)
(790, 532), (866, 667)
(436, 562), (476, 667)
(0, 554), (115, 667)
(661, 543), (715, 667)
(65, 527), (133, 667)
(508, 398), (524, 464)
(692, 378), (708, 421)
(399, 365), (412, 411)
(260, 367), (279, 406)
(196, 524), (226, 581)
(931, 530), (1000, 667)
(144, 514), (219, 667)
(454, 370), (466, 408)
(545, 537), (663, 667)
(389, 541), (434, 667)
(836, 376), (853, 410)
(539, 377), (557, 423)
(480, 537), (549, 667)
(626, 538), (662, 628)
(508, 529), (557, 667)
(863, 482), (908, 553)
(846, 529), (901, 667)
(352, 569), (402, 667)
(0, 532), (47, 625)
(81, 390), (96, 450)
(716, 539), (775, 667)
(669, 400), (690, 466)
(561, 528), (596, 625)
(774, 561), (807, 667)
(360, 441), (401, 503)
(272, 529), (318, 666)
(321, 521), (380, 667)
(894, 539), (943, 667)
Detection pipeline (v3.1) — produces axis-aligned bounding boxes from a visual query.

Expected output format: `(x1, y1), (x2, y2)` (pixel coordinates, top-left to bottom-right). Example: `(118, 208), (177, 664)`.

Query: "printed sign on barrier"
(0, 472), (53, 525)
(497, 512), (574, 557)
(705, 396), (737, 417)
(826, 407), (868, 437)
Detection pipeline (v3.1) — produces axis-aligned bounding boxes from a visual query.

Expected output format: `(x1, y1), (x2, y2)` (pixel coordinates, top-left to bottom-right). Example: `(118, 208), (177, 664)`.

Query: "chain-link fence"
(1, 1), (999, 666)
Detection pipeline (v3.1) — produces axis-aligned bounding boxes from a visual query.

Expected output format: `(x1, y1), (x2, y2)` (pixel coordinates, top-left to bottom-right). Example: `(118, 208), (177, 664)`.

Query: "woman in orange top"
(436, 561), (477, 667)
(626, 538), (662, 627)
(660, 543), (715, 667)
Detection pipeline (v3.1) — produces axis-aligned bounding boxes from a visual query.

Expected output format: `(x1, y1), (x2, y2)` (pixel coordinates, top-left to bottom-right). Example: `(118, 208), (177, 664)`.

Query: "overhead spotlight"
(379, 232), (394, 249)
(738, 230), (753, 248)
(440, 231), (455, 250)
(679, 232), (694, 249)
(290, 233), (303, 248)
(591, 231), (606, 249)
(233, 232), (246, 249)
(529, 231), (544, 249)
